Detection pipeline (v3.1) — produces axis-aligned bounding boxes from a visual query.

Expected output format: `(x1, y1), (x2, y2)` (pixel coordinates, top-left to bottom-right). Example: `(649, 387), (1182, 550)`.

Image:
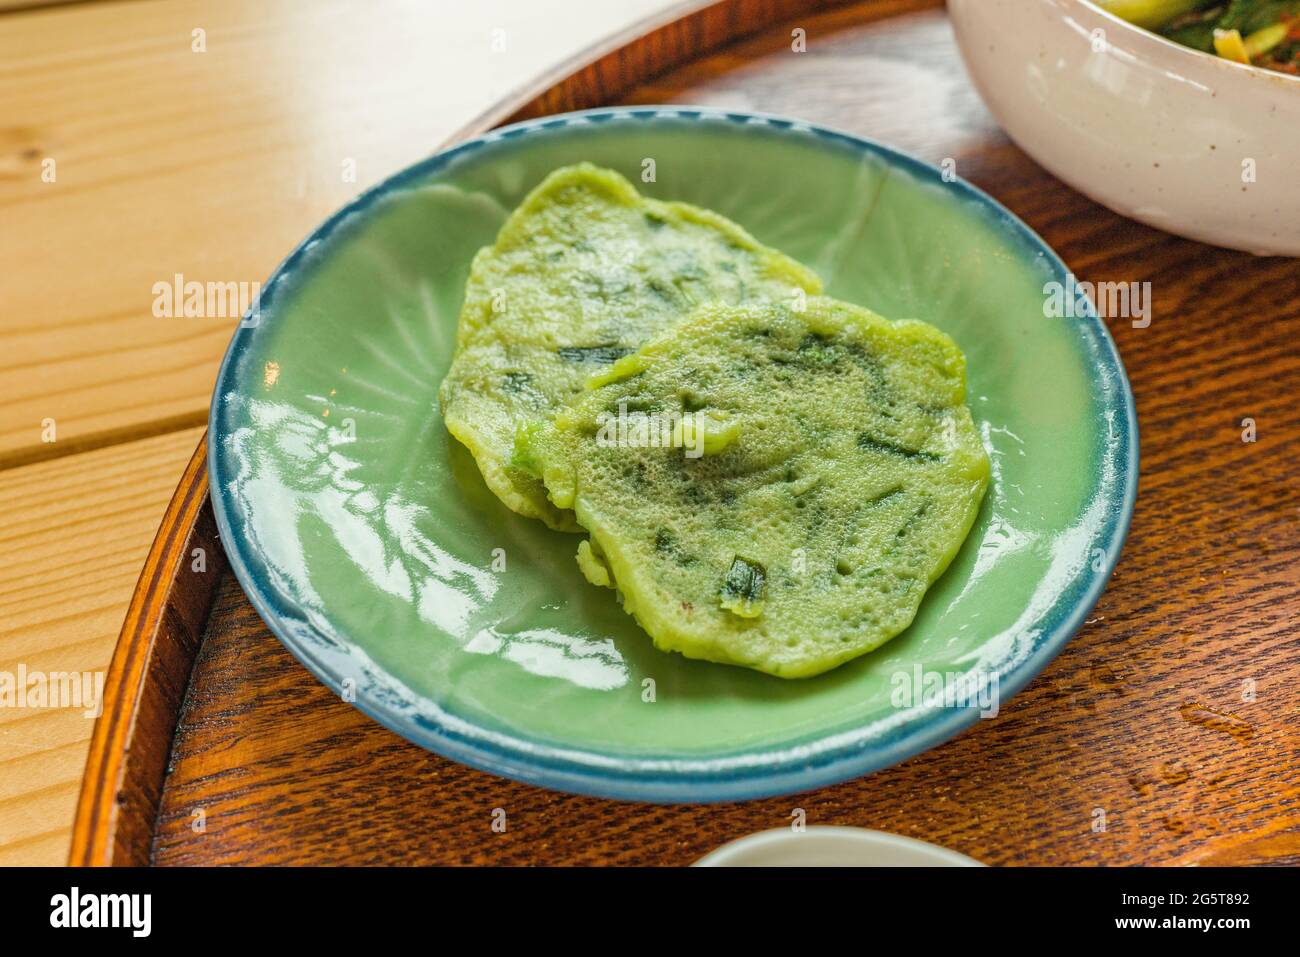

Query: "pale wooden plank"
(0, 427), (204, 863)
(0, 825), (71, 866)
(0, 0), (680, 464)
(0, 1), (87, 12)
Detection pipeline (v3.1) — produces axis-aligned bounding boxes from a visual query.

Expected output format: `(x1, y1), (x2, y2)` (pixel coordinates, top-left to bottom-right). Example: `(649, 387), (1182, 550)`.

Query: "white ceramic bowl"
(693, 827), (985, 867)
(949, 0), (1300, 256)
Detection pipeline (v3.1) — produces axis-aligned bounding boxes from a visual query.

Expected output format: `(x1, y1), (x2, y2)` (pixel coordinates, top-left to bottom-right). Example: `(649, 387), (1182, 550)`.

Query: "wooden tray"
(71, 0), (1300, 867)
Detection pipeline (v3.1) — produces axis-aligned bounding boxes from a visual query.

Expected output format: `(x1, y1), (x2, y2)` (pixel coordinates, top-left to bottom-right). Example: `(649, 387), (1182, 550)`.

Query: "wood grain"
(81, 0), (1300, 866)
(0, 0), (89, 12)
(0, 0), (683, 467)
(147, 561), (1299, 866)
(0, 427), (204, 864)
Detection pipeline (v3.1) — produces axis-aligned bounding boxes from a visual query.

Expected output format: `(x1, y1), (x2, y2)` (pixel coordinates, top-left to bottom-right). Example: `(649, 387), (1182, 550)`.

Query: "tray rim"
(69, 437), (217, 867)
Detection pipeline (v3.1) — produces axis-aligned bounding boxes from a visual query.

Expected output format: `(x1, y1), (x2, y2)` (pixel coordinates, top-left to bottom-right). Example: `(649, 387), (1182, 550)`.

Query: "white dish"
(694, 827), (985, 867)
(949, 0), (1300, 256)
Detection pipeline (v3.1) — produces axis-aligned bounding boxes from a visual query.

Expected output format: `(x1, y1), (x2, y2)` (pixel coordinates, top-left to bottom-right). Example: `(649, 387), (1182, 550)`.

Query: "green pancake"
(439, 163), (822, 530)
(516, 297), (990, 678)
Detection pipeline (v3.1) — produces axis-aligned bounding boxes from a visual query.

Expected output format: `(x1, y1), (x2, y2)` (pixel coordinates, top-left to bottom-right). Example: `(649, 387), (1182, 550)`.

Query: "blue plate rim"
(208, 105), (1140, 803)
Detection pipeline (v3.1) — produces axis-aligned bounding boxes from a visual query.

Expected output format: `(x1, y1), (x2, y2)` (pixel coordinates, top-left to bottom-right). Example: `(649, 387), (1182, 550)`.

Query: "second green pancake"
(517, 297), (991, 678)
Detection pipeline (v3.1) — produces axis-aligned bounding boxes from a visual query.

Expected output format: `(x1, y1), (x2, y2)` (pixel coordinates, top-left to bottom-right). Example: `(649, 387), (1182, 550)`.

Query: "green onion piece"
(1244, 21), (1290, 58)
(1094, 0), (1217, 30)
(720, 556), (767, 619)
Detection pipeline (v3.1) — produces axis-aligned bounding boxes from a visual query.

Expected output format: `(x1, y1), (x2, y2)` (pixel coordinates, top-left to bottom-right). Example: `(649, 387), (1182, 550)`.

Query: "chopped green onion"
(1094, 0), (1217, 30)
(720, 556), (766, 619)
(1244, 20), (1290, 57)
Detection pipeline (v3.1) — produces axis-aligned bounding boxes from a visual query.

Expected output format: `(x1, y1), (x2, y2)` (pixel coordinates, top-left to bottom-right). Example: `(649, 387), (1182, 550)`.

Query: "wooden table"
(7, 0), (1299, 867)
(0, 0), (684, 866)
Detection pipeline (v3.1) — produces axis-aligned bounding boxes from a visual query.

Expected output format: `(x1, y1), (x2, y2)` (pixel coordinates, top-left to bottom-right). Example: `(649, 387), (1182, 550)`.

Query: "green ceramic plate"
(210, 108), (1137, 802)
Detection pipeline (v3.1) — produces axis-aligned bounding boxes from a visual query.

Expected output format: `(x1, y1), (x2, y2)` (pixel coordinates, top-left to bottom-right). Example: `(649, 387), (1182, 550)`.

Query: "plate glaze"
(209, 108), (1138, 802)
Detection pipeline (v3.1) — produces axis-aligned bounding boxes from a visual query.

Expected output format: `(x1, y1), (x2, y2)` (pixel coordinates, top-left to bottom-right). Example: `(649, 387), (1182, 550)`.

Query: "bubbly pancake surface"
(517, 297), (990, 678)
(438, 163), (822, 530)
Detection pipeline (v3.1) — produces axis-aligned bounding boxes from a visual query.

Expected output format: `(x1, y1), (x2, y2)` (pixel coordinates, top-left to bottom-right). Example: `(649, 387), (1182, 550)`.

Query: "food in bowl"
(1099, 0), (1300, 74)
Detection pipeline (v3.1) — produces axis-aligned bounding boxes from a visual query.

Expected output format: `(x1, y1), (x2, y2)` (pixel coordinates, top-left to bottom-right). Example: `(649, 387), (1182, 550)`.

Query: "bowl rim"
(208, 105), (1140, 803)
(1074, 0), (1300, 87)
(692, 826), (987, 866)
